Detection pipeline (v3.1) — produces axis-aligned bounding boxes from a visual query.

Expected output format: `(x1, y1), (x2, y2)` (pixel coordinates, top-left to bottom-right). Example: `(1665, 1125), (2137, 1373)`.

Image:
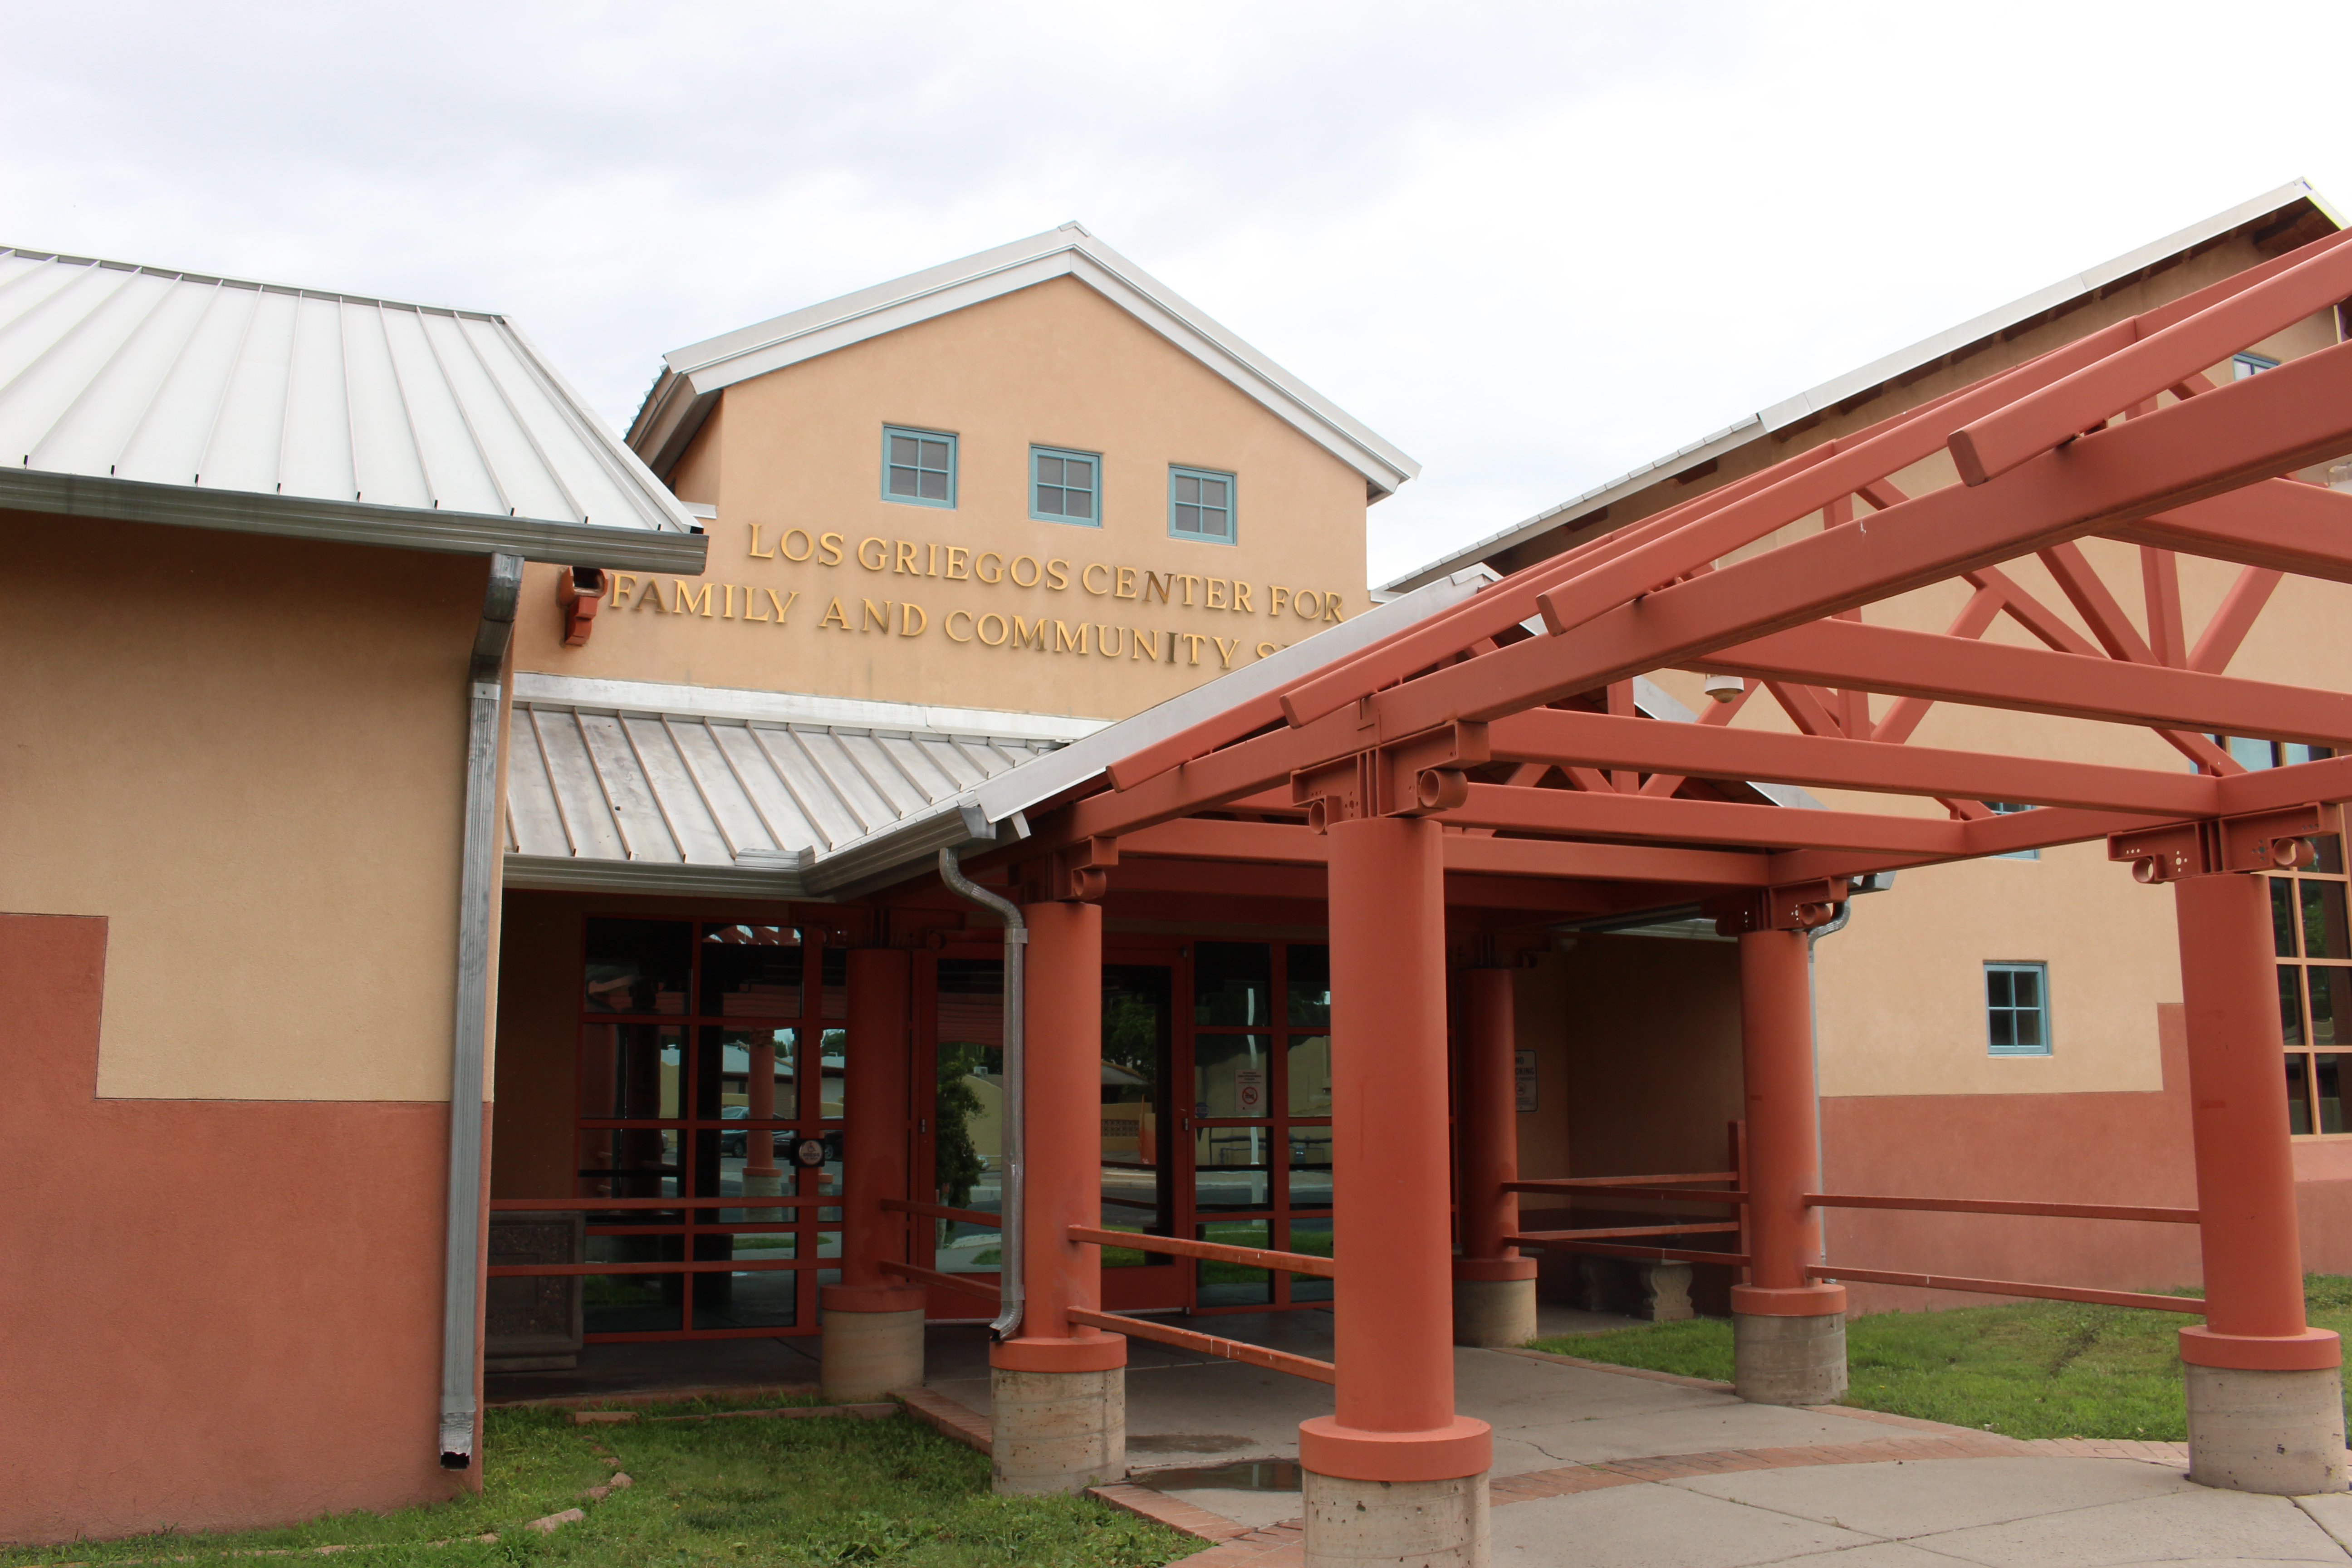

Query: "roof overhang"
(628, 224), (1420, 502)
(0, 466), (710, 572)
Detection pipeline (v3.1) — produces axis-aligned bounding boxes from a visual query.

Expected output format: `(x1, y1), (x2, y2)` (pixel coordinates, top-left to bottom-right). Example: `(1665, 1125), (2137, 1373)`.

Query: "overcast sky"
(6, 1), (2342, 586)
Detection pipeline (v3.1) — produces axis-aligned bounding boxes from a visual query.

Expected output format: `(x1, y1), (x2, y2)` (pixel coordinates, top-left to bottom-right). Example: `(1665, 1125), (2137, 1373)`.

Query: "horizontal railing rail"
(880, 1198), (1001, 1228)
(1506, 1233), (1747, 1267)
(1065, 1307), (1336, 1384)
(1515, 1222), (1741, 1241)
(485, 1258), (796, 1276)
(1809, 1265), (2206, 1314)
(879, 1259), (1002, 1302)
(1506, 1181), (1747, 1205)
(1804, 1194), (2199, 1224)
(1065, 1225), (1337, 1278)
(490, 1196), (811, 1210)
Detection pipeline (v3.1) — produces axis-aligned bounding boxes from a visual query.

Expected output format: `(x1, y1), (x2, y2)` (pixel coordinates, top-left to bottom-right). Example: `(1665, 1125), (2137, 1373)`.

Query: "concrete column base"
(1733, 1311), (1847, 1406)
(1302, 1469), (1489, 1567)
(818, 1288), (926, 1402)
(1452, 1277), (1537, 1348)
(989, 1366), (1124, 1495)
(2185, 1362), (2348, 1495)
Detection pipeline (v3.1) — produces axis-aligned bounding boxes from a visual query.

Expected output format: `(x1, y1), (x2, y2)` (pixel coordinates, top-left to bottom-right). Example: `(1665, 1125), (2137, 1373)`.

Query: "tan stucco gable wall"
(0, 511), (489, 1100)
(515, 275), (1372, 719)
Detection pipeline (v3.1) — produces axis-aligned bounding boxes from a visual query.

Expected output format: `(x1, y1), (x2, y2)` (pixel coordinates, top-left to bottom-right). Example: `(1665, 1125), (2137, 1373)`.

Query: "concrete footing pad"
(1302, 1469), (1489, 1566)
(1733, 1311), (1847, 1406)
(2185, 1361), (2348, 1495)
(990, 1366), (1124, 1495)
(818, 1306), (926, 1403)
(1452, 1278), (1536, 1348)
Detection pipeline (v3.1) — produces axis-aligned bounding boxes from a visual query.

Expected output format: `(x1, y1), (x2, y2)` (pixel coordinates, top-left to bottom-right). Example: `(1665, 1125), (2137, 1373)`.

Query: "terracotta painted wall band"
(1298, 1415), (1494, 1484)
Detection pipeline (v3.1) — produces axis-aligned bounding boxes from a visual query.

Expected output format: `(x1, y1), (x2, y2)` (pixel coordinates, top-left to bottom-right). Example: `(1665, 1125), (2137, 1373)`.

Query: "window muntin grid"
(1985, 961), (2050, 1056)
(1031, 445), (1099, 524)
(883, 426), (956, 507)
(1168, 465), (1235, 543)
(2270, 823), (2350, 1136)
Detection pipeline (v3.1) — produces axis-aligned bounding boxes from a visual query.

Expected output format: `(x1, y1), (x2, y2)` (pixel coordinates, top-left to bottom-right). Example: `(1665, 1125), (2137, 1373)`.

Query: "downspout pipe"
(440, 553), (523, 1469)
(937, 846), (1026, 1339)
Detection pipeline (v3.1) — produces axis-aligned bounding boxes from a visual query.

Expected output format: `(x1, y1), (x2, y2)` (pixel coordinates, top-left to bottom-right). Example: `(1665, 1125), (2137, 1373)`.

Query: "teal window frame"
(1986, 961), (2051, 1056)
(1030, 445), (1101, 526)
(1168, 464), (1236, 544)
(2234, 352), (2279, 380)
(882, 426), (957, 509)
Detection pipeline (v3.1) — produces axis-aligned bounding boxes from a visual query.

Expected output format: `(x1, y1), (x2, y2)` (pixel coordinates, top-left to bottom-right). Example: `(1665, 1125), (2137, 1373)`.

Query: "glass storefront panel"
(583, 918), (691, 1014)
(1195, 942), (1271, 1027)
(1102, 965), (1174, 1266)
(936, 959), (1005, 1271)
(1195, 1127), (1272, 1211)
(2288, 1055), (2314, 1136)
(1286, 1125), (1333, 1208)
(2318, 1054), (2345, 1135)
(578, 1024), (682, 1120)
(1288, 1034), (1332, 1116)
(700, 924), (803, 1016)
(583, 1273), (682, 1334)
(1287, 1216), (1334, 1303)
(575, 1127), (680, 1199)
(692, 1269), (797, 1330)
(1196, 1034), (1270, 1118)
(1285, 945), (1331, 1027)
(1196, 1219), (1272, 1307)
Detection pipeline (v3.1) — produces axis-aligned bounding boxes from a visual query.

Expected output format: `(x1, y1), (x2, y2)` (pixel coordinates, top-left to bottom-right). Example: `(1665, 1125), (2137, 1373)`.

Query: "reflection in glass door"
(1100, 965), (1176, 1275)
(1188, 941), (1332, 1311)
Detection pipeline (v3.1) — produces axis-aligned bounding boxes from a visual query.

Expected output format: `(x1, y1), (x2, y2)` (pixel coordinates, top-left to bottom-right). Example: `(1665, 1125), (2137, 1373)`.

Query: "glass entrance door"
(1186, 941), (1333, 1311)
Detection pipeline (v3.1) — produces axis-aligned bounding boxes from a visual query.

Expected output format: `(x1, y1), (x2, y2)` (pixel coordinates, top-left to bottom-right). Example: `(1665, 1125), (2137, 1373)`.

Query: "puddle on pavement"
(1131, 1459), (1303, 1494)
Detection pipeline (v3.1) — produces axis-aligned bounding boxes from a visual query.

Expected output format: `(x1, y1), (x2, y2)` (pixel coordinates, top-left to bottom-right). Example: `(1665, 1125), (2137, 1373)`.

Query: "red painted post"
(988, 899), (1124, 1494)
(1730, 927), (1847, 1404)
(2171, 872), (2345, 1493)
(1300, 816), (1490, 1563)
(818, 948), (924, 1401)
(1452, 966), (1536, 1346)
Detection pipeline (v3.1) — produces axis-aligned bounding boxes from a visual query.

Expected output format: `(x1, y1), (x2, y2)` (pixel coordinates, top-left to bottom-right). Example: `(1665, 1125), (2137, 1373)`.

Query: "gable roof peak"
(626, 225), (1417, 501)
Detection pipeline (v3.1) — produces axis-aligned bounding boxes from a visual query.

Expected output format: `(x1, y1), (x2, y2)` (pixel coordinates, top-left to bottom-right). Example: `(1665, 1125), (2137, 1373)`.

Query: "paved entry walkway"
(920, 1309), (2352, 1567)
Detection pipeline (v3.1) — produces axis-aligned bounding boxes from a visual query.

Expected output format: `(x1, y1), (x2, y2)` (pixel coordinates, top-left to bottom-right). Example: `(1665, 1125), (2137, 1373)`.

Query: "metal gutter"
(0, 468), (709, 573)
(936, 848), (1026, 1340)
(440, 552), (522, 1469)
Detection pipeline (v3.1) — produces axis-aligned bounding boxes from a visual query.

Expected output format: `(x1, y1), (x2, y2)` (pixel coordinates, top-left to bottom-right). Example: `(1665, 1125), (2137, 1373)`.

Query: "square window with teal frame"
(1168, 464), (1235, 543)
(1031, 445), (1100, 525)
(882, 426), (956, 508)
(1985, 961), (2051, 1056)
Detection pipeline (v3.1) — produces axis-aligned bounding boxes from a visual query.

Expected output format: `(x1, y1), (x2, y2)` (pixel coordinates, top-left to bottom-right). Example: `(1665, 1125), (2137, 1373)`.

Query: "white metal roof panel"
(0, 248), (706, 572)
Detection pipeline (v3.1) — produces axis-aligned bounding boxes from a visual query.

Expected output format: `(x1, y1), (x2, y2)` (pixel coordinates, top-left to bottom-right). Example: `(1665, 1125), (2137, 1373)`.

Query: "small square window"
(1169, 465), (1235, 544)
(1986, 802), (2039, 861)
(1031, 446), (1100, 525)
(882, 426), (956, 508)
(1986, 962), (2050, 1056)
(2234, 352), (2280, 380)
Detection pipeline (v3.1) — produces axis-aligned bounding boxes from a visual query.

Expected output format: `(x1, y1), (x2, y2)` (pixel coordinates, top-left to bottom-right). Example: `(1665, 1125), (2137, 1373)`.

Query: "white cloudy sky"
(6, 1), (2343, 585)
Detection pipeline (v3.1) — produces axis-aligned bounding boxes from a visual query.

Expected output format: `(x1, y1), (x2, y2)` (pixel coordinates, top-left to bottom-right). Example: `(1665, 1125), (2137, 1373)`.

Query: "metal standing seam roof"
(0, 247), (707, 572)
(1383, 178), (2344, 593)
(626, 222), (1421, 503)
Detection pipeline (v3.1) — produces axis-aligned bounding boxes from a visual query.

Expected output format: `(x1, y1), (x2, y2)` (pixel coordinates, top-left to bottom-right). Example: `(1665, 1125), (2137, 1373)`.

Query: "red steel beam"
(1067, 1224), (1337, 1277)
(1809, 1265), (2204, 1315)
(879, 1259), (1002, 1302)
(1368, 337), (2352, 743)
(1124, 815), (1774, 888)
(1948, 224), (2352, 485)
(2189, 566), (2285, 674)
(1511, 1223), (1742, 1240)
(1438, 783), (1968, 856)
(1505, 1236), (1746, 1266)
(2107, 481), (2352, 587)
(1489, 707), (2220, 816)
(1698, 617), (2352, 748)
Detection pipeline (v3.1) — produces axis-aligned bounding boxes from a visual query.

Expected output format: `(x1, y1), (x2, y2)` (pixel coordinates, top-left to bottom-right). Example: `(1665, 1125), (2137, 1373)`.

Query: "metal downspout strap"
(441, 553), (523, 1467)
(937, 846), (1026, 1339)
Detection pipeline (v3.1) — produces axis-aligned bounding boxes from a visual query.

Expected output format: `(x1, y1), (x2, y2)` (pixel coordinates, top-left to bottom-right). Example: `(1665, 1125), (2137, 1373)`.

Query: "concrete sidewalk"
(920, 1308), (2352, 1566)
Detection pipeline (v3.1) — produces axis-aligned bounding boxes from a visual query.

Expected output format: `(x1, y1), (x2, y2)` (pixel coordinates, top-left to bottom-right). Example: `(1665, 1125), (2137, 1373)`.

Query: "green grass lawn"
(1529, 1274), (2352, 1441)
(3, 1407), (1191, 1568)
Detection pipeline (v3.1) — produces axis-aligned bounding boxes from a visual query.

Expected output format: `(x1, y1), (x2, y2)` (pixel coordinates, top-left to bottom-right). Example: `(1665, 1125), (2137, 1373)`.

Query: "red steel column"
(1451, 967), (1536, 1346)
(818, 949), (923, 1401)
(1730, 927), (1846, 1403)
(1301, 815), (1491, 1483)
(2174, 873), (2339, 1371)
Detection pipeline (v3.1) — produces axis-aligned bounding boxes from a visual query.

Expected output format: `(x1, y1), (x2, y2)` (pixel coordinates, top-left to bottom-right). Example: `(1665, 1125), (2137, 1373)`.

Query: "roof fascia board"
(0, 467), (710, 572)
(637, 227), (1419, 498)
(1383, 179), (2334, 593)
(512, 671), (1109, 745)
(503, 853), (809, 898)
